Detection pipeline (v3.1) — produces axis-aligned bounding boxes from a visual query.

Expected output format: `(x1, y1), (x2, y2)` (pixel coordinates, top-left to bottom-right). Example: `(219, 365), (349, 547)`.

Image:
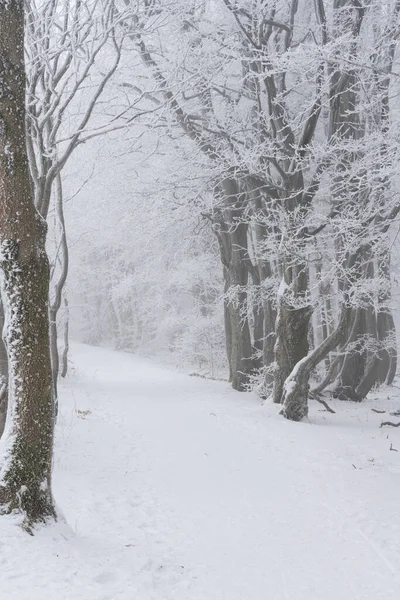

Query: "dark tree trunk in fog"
(249, 264), (264, 366)
(252, 220), (276, 388)
(272, 181), (313, 409)
(60, 296), (70, 379)
(214, 179), (255, 391)
(274, 291), (312, 409)
(377, 252), (397, 385)
(282, 304), (352, 421)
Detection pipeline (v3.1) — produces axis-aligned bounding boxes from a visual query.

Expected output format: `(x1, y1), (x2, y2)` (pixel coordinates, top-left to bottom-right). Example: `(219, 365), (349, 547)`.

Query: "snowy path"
(1, 343), (400, 599)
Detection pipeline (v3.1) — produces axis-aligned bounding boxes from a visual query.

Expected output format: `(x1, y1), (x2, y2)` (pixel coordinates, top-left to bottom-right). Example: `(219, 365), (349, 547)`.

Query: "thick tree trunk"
(328, 0), (367, 401)
(273, 204), (312, 406)
(270, 146), (312, 407)
(0, 0), (56, 528)
(252, 221), (276, 387)
(282, 304), (352, 421)
(334, 252), (396, 400)
(377, 251), (397, 385)
(280, 248), (356, 418)
(273, 290), (312, 406)
(378, 310), (397, 385)
(334, 307), (367, 400)
(226, 282), (253, 391)
(214, 179), (255, 391)
(221, 236), (254, 391)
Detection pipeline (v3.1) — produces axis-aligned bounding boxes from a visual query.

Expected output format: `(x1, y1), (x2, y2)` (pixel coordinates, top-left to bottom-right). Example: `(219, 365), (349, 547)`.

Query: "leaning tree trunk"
(281, 303), (352, 421)
(281, 247), (363, 419)
(0, 0), (56, 528)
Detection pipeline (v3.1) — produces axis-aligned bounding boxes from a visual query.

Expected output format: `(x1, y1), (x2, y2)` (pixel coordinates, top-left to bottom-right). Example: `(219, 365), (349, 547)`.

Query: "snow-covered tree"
(0, 0), (56, 528)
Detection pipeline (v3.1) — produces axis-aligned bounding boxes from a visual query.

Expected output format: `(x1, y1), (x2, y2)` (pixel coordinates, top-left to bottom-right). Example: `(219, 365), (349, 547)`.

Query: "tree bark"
(0, 0), (56, 528)
(281, 249), (361, 419)
(252, 221), (276, 387)
(377, 251), (397, 385)
(60, 296), (70, 379)
(214, 179), (255, 391)
(273, 286), (312, 406)
(272, 177), (312, 407)
(281, 303), (352, 421)
(0, 300), (7, 438)
(49, 174), (69, 395)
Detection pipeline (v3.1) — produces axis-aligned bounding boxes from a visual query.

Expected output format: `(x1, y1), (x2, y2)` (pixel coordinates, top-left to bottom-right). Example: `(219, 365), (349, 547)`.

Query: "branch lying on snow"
(314, 397), (336, 414)
(380, 421), (400, 428)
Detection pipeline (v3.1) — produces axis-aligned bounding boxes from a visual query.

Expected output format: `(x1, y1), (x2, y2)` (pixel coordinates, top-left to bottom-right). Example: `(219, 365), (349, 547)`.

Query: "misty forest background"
(3, 0), (400, 425)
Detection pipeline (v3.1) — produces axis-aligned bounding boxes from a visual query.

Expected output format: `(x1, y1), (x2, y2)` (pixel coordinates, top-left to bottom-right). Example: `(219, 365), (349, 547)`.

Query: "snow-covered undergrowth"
(1, 343), (400, 599)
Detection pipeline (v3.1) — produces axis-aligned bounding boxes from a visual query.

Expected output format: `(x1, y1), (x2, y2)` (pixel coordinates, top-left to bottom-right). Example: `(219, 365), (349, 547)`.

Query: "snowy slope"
(1, 342), (400, 599)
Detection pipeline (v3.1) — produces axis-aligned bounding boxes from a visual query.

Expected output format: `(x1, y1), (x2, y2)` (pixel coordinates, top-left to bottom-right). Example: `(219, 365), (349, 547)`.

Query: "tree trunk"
(0, 0), (56, 528)
(252, 221), (276, 387)
(333, 252), (395, 401)
(222, 273), (233, 382)
(281, 304), (352, 421)
(60, 296), (70, 379)
(334, 307), (367, 400)
(49, 307), (59, 400)
(214, 179), (255, 391)
(248, 259), (264, 370)
(272, 181), (312, 406)
(280, 248), (358, 418)
(222, 232), (254, 390)
(377, 251), (397, 385)
(378, 310), (397, 386)
(273, 288), (312, 406)
(49, 173), (69, 394)
(262, 292), (276, 388)
(0, 299), (7, 438)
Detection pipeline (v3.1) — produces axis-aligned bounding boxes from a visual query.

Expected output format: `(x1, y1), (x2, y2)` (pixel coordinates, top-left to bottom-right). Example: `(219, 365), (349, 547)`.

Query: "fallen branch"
(315, 397), (336, 414)
(380, 421), (400, 428)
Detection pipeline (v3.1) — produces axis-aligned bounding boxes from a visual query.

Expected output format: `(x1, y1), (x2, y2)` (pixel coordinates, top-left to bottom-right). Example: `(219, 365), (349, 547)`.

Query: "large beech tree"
(0, 0), (56, 528)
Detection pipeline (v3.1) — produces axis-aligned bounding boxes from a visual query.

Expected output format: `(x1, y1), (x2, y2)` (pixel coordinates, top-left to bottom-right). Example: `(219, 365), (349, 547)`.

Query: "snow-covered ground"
(1, 343), (400, 599)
